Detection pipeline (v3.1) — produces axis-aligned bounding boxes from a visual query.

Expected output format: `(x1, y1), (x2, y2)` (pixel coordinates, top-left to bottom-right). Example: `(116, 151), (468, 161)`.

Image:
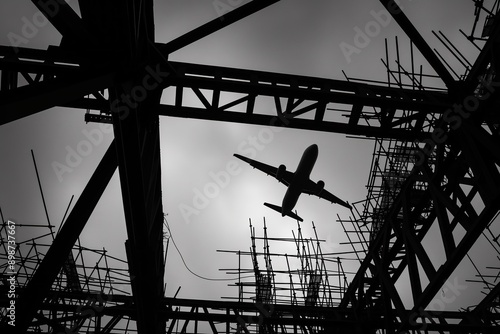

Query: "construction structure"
(0, 221), (138, 333)
(1, 0), (500, 333)
(219, 219), (349, 307)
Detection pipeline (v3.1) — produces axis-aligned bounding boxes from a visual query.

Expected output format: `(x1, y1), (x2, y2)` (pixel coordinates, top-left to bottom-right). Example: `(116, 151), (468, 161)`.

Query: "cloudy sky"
(0, 0), (492, 311)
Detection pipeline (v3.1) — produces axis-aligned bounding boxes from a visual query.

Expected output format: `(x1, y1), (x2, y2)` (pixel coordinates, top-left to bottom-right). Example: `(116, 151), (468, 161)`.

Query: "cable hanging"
(163, 214), (254, 282)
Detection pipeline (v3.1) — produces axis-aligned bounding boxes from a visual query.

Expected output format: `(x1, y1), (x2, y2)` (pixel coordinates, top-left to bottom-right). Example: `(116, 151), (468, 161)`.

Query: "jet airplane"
(234, 144), (351, 222)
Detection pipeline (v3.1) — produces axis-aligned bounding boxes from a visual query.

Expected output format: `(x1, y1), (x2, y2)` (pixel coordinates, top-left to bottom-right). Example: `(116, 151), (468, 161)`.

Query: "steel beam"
(464, 13), (500, 91)
(31, 0), (94, 48)
(162, 61), (449, 140)
(461, 280), (500, 327)
(78, 60), (451, 140)
(2, 1), (500, 333)
(5, 290), (500, 333)
(339, 12), (500, 328)
(0, 70), (115, 125)
(111, 73), (165, 334)
(161, 0), (281, 54)
(1, 44), (451, 138)
(157, 104), (428, 140)
(379, 0), (456, 89)
(0, 57), (79, 76)
(166, 61), (449, 111)
(15, 140), (118, 333)
(340, 120), (500, 331)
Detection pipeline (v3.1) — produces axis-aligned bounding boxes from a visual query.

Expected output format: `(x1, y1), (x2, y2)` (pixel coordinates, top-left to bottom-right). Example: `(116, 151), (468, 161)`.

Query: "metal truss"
(0, 46), (451, 140)
(338, 3), (500, 332)
(340, 129), (500, 331)
(1, 0), (500, 333)
(2, 221), (500, 334)
(0, 221), (135, 334)
(5, 290), (500, 333)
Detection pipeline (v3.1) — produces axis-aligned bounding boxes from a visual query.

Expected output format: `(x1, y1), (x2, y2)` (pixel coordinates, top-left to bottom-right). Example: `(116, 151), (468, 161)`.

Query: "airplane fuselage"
(281, 144), (318, 215)
(234, 142), (349, 221)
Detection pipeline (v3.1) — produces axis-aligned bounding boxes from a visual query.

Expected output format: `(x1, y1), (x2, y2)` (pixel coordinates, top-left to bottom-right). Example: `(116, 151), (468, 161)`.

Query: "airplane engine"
(315, 180), (325, 195)
(276, 164), (286, 181)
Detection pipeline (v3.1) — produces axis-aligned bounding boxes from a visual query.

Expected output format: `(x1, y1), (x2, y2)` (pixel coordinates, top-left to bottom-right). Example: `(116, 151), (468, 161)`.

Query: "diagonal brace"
(16, 140), (118, 333)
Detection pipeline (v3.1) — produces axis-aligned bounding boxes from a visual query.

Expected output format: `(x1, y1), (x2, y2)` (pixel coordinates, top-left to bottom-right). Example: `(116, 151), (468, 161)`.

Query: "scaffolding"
(335, 2), (500, 328)
(218, 218), (348, 333)
(2, 1), (500, 333)
(0, 213), (140, 333)
(218, 218), (349, 332)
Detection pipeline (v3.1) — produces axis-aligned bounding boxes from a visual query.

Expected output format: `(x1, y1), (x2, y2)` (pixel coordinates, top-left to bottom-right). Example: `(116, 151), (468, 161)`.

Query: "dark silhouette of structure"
(1, 0), (500, 333)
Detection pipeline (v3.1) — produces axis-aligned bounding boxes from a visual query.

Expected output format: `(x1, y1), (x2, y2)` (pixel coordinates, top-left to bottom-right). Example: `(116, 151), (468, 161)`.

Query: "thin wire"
(163, 215), (254, 282)
(31, 150), (54, 238)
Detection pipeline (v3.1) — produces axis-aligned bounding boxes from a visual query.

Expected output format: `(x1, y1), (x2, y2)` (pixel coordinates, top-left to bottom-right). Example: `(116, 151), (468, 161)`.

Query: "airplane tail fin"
(264, 202), (303, 222)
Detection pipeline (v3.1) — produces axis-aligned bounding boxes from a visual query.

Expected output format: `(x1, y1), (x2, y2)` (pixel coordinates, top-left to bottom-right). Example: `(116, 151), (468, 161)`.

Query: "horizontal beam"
(67, 59), (452, 139)
(77, 100), (433, 140)
(0, 57), (80, 76)
(157, 104), (429, 140)
(168, 61), (450, 111)
(0, 46), (451, 139)
(0, 70), (115, 125)
(5, 291), (499, 333)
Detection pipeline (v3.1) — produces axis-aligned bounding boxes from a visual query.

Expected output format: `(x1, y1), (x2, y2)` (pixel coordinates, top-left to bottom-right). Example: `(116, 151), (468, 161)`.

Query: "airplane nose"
(305, 144), (318, 158)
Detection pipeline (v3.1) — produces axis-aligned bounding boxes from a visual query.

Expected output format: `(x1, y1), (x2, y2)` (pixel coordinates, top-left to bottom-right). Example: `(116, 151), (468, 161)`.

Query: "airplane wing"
(233, 154), (294, 186)
(303, 180), (352, 209)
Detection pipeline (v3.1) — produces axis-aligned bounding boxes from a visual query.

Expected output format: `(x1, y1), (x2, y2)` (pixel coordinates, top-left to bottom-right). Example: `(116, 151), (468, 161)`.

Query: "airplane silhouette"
(234, 144), (351, 222)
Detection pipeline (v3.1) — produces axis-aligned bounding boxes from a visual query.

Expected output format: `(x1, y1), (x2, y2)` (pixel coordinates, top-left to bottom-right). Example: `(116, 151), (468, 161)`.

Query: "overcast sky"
(0, 0), (494, 311)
